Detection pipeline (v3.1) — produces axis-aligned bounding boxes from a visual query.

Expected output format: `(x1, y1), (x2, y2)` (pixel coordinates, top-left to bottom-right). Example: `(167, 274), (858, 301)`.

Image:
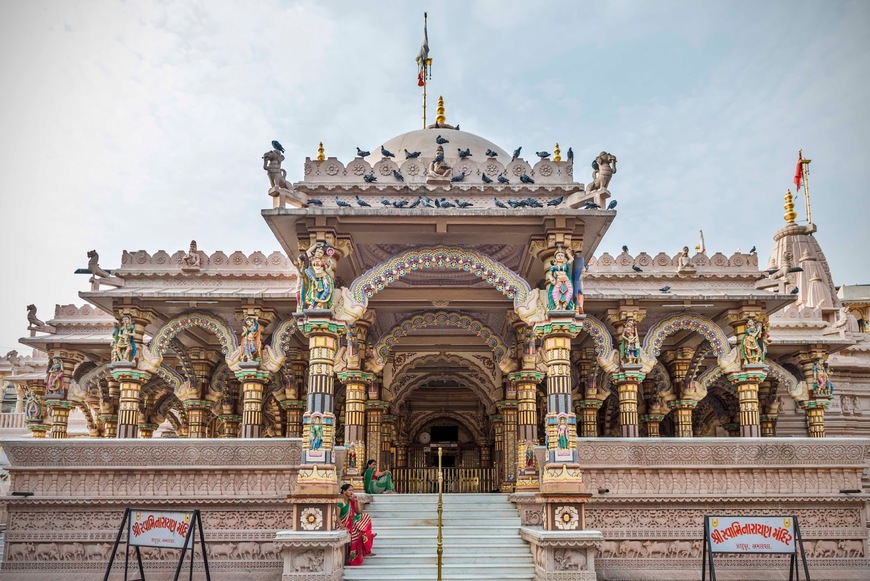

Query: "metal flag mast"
(417, 13), (432, 128)
(799, 149), (812, 224)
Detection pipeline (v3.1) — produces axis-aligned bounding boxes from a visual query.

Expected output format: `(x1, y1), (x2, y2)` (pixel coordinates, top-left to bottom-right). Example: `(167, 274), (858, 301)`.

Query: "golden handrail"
(437, 446), (443, 581)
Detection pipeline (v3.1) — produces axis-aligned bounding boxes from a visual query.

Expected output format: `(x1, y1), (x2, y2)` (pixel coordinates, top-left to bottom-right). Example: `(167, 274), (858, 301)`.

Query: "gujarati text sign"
(707, 516), (795, 554)
(128, 509), (194, 549)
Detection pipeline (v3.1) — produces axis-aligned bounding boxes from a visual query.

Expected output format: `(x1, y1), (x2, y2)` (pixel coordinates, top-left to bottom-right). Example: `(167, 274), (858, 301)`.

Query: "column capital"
(508, 370), (546, 384)
(234, 365), (272, 383)
(294, 314), (348, 338)
(605, 306), (647, 327)
(108, 363), (151, 384)
(532, 314), (585, 338)
(364, 400), (389, 411)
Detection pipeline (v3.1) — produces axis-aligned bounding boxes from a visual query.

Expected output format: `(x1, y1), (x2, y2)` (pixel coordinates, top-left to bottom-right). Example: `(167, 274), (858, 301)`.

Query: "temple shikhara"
(1, 87), (869, 581)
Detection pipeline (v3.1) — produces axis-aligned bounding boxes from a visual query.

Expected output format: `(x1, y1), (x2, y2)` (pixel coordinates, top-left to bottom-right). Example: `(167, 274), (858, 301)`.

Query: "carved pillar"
(288, 348), (308, 436)
(110, 308), (153, 439)
(798, 350), (833, 438)
(759, 380), (779, 437)
(727, 310), (769, 437)
(381, 413), (396, 468)
(235, 367), (271, 438)
(44, 349), (84, 439)
(535, 316), (585, 493)
(182, 400), (212, 438)
(498, 400), (518, 491)
(337, 370), (372, 487)
(607, 308), (647, 438)
(480, 440), (492, 468)
(47, 401), (73, 439)
(575, 349), (605, 438)
(365, 400), (387, 469)
(513, 370), (545, 492)
(664, 347), (699, 438)
(281, 400), (305, 437)
(395, 439), (409, 468)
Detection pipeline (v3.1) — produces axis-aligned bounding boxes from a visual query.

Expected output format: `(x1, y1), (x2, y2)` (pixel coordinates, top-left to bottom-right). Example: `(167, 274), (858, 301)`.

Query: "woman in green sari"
(363, 459), (396, 494)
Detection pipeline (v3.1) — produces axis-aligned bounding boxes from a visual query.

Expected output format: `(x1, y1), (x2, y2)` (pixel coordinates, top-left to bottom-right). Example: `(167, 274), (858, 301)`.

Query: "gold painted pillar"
(395, 439), (409, 468)
(366, 401), (387, 469)
(25, 381), (49, 438)
(534, 315), (585, 493)
(337, 370), (372, 486)
(760, 381), (779, 437)
(183, 400), (213, 438)
(642, 380), (667, 437)
(100, 378), (120, 438)
(575, 348), (606, 438)
(798, 350), (833, 438)
(664, 348), (699, 438)
(498, 400), (518, 491)
(236, 368), (271, 438)
(48, 401), (73, 439)
(381, 414), (396, 468)
(492, 413), (504, 484)
(109, 308), (154, 439)
(607, 309), (647, 438)
(727, 310), (769, 437)
(512, 370), (545, 492)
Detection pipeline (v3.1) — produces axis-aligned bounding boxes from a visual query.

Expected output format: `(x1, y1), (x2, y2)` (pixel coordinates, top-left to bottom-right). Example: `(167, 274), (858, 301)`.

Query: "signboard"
(707, 516), (795, 554)
(128, 509), (194, 549)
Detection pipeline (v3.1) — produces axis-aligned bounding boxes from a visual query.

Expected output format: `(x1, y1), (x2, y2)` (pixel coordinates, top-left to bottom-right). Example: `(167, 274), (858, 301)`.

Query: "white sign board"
(128, 509), (194, 549)
(707, 516), (796, 554)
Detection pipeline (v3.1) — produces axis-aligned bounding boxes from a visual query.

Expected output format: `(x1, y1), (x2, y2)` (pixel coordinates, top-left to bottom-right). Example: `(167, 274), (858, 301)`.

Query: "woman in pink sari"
(338, 483), (375, 565)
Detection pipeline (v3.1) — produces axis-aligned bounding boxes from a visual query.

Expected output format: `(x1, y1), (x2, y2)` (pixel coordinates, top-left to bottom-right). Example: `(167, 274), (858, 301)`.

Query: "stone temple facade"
(1, 102), (869, 580)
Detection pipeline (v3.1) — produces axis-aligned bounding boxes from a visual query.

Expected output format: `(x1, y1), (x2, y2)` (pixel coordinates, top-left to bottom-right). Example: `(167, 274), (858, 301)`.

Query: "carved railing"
(392, 467), (496, 494)
(0, 413), (25, 429)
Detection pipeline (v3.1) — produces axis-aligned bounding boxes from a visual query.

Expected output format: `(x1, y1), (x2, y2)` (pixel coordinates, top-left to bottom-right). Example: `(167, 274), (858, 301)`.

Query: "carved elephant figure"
(35, 543), (59, 560)
(233, 542), (261, 560)
(8, 543), (34, 560)
(599, 540), (619, 558)
(59, 542), (85, 561)
(838, 539), (864, 557)
(619, 540), (647, 558)
(293, 549), (324, 572)
(208, 543), (235, 559)
(554, 548), (586, 570)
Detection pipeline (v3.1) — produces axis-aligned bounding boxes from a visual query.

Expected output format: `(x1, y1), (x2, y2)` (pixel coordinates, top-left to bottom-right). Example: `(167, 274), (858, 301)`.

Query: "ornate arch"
(348, 246), (531, 307)
(647, 361), (673, 396)
(580, 314), (620, 372)
(642, 313), (733, 361)
(408, 410), (487, 445)
(154, 364), (185, 393)
(79, 363), (112, 396)
(372, 310), (510, 370)
(395, 371), (496, 411)
(389, 351), (495, 388)
(766, 360), (803, 402)
(149, 311), (239, 358)
(169, 338), (197, 381)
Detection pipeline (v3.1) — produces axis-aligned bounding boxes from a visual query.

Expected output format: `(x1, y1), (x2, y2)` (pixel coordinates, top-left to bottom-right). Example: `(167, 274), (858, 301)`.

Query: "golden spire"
(436, 95), (446, 125)
(316, 142), (325, 161)
(553, 143), (561, 162)
(784, 189), (796, 224)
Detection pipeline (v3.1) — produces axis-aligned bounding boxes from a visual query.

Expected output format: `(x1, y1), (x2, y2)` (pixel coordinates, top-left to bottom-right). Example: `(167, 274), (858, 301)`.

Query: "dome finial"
(317, 142), (325, 161)
(553, 143), (561, 162)
(436, 95), (446, 125)
(784, 189), (796, 224)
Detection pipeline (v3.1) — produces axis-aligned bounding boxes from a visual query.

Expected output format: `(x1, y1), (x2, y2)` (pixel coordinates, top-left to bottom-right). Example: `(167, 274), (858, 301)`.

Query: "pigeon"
(632, 265), (643, 273)
(356, 147), (370, 158)
(790, 287), (800, 294)
(485, 149), (499, 158)
(271, 140), (284, 153)
(607, 199), (618, 210)
(392, 170), (405, 182)
(455, 124), (460, 131)
(659, 286), (671, 293)
(381, 146), (395, 158)
(307, 198), (323, 206)
(405, 149), (422, 159)
(481, 173), (494, 184)
(439, 198), (456, 208)
(336, 197), (352, 208)
(535, 151), (550, 159)
(592, 159), (600, 170)
(583, 201), (601, 209)
(455, 199), (473, 208)
(520, 174), (535, 184)
(494, 197), (508, 209)
(380, 197), (392, 207)
(355, 195), (371, 207)
(546, 196), (564, 207)
(393, 199), (409, 208)
(497, 174), (510, 184)
(622, 245), (629, 253)
(567, 147), (574, 162)
(458, 148), (472, 158)
(507, 199), (527, 208)
(512, 147), (522, 161)
(419, 195), (434, 208)
(363, 173), (377, 183)
(436, 135), (449, 144)
(450, 172), (466, 182)
(524, 197), (543, 208)
(434, 149), (445, 163)
(408, 197), (421, 208)
(749, 245), (756, 254)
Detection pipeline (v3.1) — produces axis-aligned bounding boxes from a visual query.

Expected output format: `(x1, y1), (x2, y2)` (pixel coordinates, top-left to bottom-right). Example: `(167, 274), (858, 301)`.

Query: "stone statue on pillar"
(546, 246), (575, 311)
(111, 315), (137, 363)
(299, 242), (337, 310)
(740, 317), (769, 364)
(812, 358), (834, 396)
(240, 316), (263, 362)
(44, 357), (65, 399)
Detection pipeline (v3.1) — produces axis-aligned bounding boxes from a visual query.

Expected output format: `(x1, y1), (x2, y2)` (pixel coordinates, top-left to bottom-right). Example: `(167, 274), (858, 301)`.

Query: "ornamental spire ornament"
(436, 95), (446, 126)
(784, 189), (797, 225)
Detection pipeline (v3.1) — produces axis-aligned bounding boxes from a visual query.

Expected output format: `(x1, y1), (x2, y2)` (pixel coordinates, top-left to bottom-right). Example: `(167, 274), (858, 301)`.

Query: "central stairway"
(342, 493), (535, 581)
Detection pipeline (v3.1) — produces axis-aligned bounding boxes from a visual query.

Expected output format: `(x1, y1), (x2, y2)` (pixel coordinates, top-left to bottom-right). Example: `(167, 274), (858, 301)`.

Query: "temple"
(1, 96), (868, 580)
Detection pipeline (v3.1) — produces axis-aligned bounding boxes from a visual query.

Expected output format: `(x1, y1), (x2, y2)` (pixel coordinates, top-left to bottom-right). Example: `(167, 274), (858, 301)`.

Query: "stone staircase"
(343, 493), (535, 581)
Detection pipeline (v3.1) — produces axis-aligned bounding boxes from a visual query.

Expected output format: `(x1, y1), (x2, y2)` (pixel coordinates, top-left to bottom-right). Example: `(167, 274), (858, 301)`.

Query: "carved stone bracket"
(520, 526), (603, 581)
(274, 529), (349, 581)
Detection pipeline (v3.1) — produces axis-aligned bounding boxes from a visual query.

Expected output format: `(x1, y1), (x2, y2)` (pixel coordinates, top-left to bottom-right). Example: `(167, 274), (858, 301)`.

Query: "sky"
(1, 0), (869, 355)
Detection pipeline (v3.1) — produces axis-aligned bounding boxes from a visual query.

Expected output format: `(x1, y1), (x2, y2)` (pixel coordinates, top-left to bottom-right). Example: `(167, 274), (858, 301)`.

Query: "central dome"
(365, 128), (511, 165)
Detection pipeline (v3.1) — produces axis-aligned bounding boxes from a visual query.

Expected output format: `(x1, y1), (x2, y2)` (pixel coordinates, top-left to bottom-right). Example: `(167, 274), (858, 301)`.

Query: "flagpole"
(799, 149), (812, 224)
(421, 12), (429, 129)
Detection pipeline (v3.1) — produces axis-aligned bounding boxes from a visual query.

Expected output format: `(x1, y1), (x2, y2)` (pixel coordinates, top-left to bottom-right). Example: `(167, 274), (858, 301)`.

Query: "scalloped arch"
(642, 313), (732, 360)
(373, 311), (509, 365)
(150, 311), (239, 357)
(766, 360), (801, 401)
(79, 363), (112, 394)
(408, 410), (487, 445)
(395, 371), (496, 410)
(348, 246), (530, 307)
(580, 314), (615, 358)
(269, 317), (299, 359)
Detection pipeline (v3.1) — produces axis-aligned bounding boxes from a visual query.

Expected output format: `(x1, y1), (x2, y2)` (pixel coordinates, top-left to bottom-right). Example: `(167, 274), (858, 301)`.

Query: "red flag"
(793, 152), (803, 191)
(417, 70), (425, 87)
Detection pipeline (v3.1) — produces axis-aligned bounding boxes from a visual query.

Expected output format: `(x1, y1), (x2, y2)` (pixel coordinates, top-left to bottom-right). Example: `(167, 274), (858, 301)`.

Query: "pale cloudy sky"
(1, 0), (868, 354)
